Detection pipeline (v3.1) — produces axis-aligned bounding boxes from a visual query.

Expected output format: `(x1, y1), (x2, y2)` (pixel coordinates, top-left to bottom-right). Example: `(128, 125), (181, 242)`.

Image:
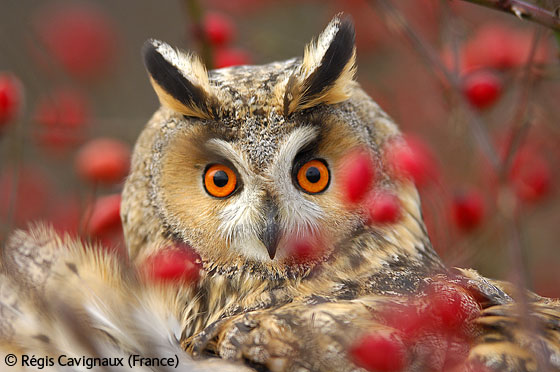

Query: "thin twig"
(495, 25), (552, 369)
(371, 0), (501, 171)
(501, 27), (543, 177)
(458, 0), (560, 32)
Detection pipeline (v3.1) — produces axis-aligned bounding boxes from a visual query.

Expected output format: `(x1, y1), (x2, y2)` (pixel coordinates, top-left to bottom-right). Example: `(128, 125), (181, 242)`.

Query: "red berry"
(35, 4), (118, 79)
(382, 304), (426, 341)
(386, 136), (437, 187)
(462, 70), (502, 109)
(464, 24), (549, 71)
(214, 48), (251, 68)
(341, 150), (376, 203)
(464, 24), (519, 70)
(349, 333), (406, 372)
(75, 138), (131, 185)
(285, 230), (325, 264)
(425, 281), (481, 333)
(84, 193), (121, 237)
(36, 130), (86, 153)
(34, 88), (89, 151)
(35, 88), (89, 129)
(366, 191), (401, 224)
(509, 148), (551, 203)
(144, 245), (200, 284)
(0, 73), (23, 128)
(202, 12), (235, 46)
(451, 189), (485, 231)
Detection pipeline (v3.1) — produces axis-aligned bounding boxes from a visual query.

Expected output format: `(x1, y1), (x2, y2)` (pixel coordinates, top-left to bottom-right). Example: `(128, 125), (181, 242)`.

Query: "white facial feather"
(206, 138), (252, 181)
(208, 127), (325, 261)
(208, 139), (267, 257)
(271, 126), (324, 236)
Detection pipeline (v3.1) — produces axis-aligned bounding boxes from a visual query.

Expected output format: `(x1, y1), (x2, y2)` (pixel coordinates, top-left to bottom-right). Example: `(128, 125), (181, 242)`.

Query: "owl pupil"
(306, 167), (321, 183)
(213, 170), (229, 187)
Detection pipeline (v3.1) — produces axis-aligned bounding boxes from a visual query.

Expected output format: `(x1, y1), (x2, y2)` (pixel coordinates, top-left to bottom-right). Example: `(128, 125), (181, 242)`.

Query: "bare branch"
(371, 0), (501, 171)
(458, 0), (560, 32)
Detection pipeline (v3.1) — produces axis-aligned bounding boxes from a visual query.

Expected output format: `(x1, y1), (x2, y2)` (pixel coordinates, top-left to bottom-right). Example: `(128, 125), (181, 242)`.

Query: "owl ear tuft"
(142, 39), (218, 119)
(283, 15), (356, 116)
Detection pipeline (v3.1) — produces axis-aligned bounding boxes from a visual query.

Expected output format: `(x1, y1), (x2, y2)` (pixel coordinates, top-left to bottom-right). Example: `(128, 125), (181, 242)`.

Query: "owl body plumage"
(2, 15), (560, 372)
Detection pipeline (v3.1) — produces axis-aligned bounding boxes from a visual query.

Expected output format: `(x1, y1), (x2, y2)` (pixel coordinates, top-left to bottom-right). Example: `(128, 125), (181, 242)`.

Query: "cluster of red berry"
(0, 4), (129, 251)
(349, 279), (484, 372)
(456, 24), (549, 109)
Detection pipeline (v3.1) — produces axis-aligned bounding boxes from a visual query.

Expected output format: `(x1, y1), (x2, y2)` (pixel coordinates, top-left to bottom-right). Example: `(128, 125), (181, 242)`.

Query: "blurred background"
(0, 0), (558, 296)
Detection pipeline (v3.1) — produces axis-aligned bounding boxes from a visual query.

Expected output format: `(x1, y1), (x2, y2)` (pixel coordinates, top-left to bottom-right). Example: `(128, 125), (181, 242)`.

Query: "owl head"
(122, 15), (424, 279)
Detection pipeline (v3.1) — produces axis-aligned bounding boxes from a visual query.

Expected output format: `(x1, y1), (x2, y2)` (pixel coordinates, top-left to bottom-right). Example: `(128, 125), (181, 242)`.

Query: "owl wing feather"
(198, 269), (560, 372)
(3, 226), (560, 372)
(0, 225), (254, 372)
(455, 268), (560, 372)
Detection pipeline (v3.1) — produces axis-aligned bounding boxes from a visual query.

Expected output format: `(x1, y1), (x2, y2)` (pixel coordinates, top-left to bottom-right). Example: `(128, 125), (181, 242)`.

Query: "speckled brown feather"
(2, 14), (560, 372)
(120, 14), (560, 372)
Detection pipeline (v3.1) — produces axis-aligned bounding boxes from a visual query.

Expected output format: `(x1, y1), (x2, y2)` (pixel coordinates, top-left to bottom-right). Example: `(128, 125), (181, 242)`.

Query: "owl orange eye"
(204, 164), (237, 198)
(296, 159), (330, 194)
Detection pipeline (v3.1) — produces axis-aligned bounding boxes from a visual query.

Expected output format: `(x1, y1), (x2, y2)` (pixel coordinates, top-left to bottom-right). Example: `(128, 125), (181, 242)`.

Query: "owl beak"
(260, 201), (280, 260)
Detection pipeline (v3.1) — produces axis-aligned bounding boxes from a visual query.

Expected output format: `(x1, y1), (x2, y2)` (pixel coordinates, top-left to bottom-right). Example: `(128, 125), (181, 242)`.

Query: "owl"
(1, 14), (560, 372)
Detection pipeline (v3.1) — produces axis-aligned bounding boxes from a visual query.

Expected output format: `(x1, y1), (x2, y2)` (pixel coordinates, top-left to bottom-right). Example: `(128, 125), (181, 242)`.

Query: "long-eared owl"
(1, 14), (560, 372)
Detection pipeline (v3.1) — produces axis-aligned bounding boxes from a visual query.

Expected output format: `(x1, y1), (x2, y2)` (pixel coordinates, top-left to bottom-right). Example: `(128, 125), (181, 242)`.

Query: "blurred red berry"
(383, 280), (481, 343)
(383, 303), (427, 341)
(464, 24), (550, 71)
(35, 88), (89, 129)
(349, 333), (406, 372)
(426, 281), (481, 331)
(509, 148), (551, 203)
(341, 150), (376, 203)
(144, 245), (200, 284)
(84, 193), (121, 237)
(386, 136), (437, 187)
(285, 231), (325, 264)
(366, 191), (401, 224)
(202, 12), (235, 46)
(462, 70), (502, 109)
(464, 24), (518, 70)
(214, 48), (251, 68)
(0, 73), (23, 129)
(37, 130), (86, 153)
(34, 88), (89, 151)
(75, 138), (131, 185)
(451, 189), (485, 231)
(35, 4), (118, 79)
